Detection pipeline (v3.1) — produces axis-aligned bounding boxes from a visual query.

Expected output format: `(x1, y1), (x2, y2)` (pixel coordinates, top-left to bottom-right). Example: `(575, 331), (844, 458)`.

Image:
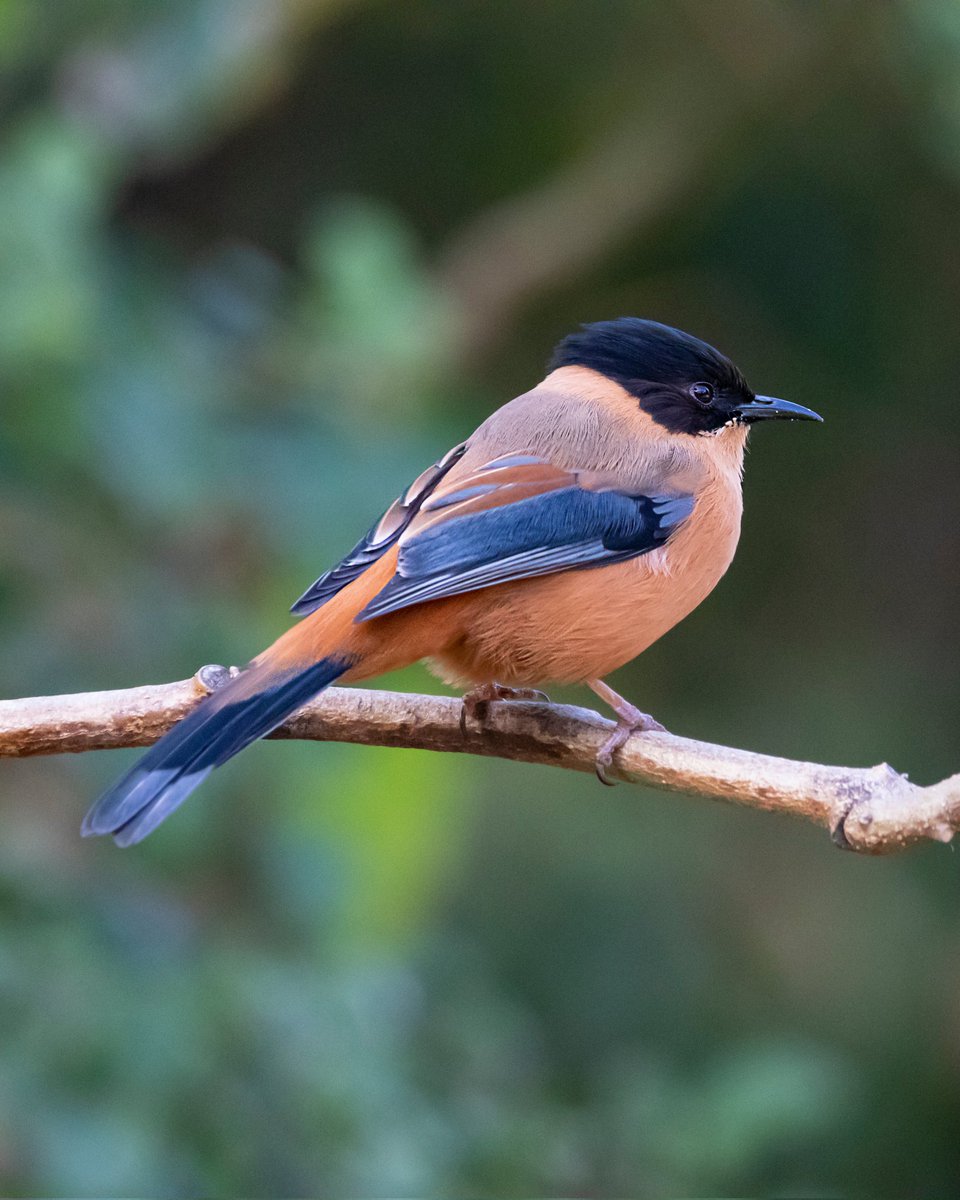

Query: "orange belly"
(424, 551), (724, 686)
(426, 496), (741, 686)
(280, 480), (742, 690)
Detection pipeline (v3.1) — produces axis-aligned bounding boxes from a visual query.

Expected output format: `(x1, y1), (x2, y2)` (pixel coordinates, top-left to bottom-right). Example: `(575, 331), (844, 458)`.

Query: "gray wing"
(290, 442), (467, 615)
(356, 455), (694, 621)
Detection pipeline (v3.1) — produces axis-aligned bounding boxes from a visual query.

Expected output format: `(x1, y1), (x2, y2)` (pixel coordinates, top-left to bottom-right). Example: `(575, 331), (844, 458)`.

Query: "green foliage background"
(2, 1), (960, 1193)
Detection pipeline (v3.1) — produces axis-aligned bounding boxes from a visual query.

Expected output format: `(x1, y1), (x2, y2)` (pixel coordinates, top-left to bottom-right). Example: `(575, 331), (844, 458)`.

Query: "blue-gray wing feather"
(290, 442), (468, 615)
(357, 487), (693, 621)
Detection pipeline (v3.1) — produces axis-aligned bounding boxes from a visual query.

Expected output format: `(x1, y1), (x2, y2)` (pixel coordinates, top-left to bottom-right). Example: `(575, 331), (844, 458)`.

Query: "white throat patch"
(697, 417), (741, 437)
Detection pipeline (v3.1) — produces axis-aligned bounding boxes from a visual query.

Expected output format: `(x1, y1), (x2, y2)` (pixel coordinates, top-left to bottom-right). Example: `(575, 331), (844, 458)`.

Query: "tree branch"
(1, 667), (957, 855)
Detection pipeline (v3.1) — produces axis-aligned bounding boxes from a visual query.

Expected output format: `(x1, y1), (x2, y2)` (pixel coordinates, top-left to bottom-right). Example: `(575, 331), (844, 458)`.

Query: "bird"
(82, 317), (821, 846)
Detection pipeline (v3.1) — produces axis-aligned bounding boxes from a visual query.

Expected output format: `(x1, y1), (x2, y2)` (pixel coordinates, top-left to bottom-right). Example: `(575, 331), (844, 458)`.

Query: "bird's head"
(549, 317), (821, 436)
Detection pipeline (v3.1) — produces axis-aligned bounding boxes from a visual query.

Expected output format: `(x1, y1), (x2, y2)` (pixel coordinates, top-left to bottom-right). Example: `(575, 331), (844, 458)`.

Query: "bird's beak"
(735, 395), (823, 423)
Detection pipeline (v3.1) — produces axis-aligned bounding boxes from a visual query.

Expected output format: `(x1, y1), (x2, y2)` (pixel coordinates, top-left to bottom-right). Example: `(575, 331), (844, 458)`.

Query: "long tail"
(81, 654), (351, 846)
(83, 547), (447, 847)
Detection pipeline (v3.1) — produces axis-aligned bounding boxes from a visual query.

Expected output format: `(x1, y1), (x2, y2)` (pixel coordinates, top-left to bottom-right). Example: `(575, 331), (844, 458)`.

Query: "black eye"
(690, 382), (714, 406)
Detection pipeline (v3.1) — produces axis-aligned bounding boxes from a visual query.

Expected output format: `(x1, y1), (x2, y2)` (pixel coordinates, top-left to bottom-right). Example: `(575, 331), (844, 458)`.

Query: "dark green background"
(2, 1), (959, 1193)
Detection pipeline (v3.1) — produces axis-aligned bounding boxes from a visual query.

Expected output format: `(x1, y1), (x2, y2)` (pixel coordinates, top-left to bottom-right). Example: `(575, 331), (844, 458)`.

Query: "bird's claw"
(504, 686), (550, 704)
(594, 710), (666, 786)
(458, 702), (477, 737)
(459, 683), (551, 736)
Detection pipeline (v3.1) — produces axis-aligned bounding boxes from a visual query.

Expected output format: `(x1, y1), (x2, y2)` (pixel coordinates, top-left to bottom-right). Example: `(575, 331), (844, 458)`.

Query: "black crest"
(550, 317), (754, 435)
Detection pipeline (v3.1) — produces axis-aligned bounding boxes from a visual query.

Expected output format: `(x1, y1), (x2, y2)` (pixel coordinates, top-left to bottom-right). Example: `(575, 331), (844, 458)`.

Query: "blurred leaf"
(1, 0), (960, 1195)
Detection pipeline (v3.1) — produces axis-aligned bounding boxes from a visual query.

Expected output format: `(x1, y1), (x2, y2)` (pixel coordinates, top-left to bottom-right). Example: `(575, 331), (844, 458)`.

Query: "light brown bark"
(0, 667), (956, 854)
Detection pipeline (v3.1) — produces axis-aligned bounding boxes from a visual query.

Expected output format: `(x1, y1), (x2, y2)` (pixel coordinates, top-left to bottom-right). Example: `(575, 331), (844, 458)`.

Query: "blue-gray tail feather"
(82, 656), (350, 846)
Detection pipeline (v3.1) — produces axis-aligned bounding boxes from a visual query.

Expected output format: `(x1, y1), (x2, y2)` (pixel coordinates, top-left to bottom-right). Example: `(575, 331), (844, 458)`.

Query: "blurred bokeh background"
(1, 0), (960, 1193)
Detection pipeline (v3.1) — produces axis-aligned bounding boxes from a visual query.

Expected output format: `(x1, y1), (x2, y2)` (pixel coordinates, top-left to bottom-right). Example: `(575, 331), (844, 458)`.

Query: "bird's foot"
(459, 682), (550, 736)
(587, 677), (666, 786)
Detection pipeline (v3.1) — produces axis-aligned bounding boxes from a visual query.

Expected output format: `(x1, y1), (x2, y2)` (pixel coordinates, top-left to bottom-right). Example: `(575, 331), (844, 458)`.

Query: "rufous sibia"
(83, 318), (821, 845)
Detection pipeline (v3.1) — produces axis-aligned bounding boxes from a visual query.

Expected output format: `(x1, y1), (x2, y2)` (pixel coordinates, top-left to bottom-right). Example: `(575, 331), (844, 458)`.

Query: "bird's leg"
(587, 677), (666, 786)
(459, 682), (550, 736)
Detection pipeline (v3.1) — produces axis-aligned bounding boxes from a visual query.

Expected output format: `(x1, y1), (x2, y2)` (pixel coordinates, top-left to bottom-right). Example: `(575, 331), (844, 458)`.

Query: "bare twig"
(0, 667), (957, 855)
